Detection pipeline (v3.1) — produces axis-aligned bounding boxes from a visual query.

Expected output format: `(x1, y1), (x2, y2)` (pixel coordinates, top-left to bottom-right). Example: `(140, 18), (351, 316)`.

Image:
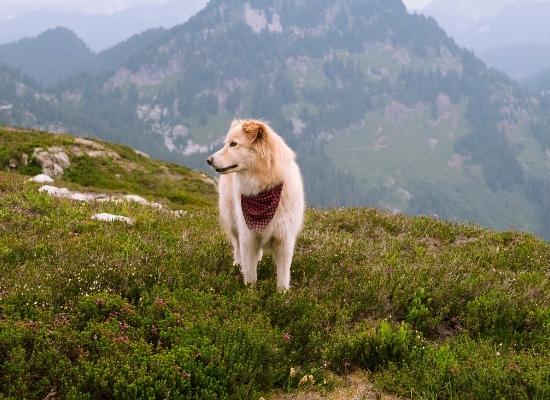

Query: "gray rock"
(29, 174), (54, 183)
(32, 147), (71, 177)
(7, 159), (18, 170)
(92, 213), (134, 225)
(87, 150), (121, 159)
(133, 149), (151, 159)
(20, 153), (29, 167)
(75, 138), (105, 150)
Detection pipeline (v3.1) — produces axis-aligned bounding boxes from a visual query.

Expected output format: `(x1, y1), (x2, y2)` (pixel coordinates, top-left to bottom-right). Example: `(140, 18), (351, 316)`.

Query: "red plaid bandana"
(241, 183), (284, 232)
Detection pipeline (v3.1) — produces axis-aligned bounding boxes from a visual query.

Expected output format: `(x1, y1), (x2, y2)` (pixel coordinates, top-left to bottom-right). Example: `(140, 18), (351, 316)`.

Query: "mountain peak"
(9, 26), (90, 51)
(0, 26), (92, 86)
(206, 0), (407, 32)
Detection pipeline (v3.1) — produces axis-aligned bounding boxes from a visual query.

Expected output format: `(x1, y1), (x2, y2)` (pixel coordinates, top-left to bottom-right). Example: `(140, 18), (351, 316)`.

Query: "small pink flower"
(282, 332), (292, 343)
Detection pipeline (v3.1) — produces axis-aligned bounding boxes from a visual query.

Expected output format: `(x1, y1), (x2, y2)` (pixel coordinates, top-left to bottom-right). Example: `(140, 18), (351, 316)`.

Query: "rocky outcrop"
(5, 153), (29, 171)
(32, 147), (71, 178)
(72, 138), (121, 159)
(30, 138), (121, 178)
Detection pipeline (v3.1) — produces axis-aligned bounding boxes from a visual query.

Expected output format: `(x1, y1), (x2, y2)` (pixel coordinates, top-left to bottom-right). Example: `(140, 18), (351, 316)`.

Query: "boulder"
(133, 149), (151, 159)
(75, 138), (105, 150)
(87, 150), (121, 160)
(7, 159), (18, 170)
(20, 153), (29, 167)
(92, 213), (134, 225)
(39, 185), (71, 198)
(33, 147), (71, 178)
(125, 195), (149, 205)
(29, 174), (54, 183)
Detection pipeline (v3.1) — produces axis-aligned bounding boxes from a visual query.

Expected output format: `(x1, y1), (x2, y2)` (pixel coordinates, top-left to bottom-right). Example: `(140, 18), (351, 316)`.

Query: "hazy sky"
(0, 0), (173, 19)
(402, 0), (433, 10)
(5, 1), (548, 17)
(0, 0), (431, 18)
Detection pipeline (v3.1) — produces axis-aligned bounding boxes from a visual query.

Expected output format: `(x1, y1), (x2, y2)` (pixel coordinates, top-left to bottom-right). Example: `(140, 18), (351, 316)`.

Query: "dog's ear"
(242, 120), (266, 143)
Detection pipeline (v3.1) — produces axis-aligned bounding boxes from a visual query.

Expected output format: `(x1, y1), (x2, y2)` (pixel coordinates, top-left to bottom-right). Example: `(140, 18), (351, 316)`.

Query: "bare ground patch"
(269, 373), (406, 400)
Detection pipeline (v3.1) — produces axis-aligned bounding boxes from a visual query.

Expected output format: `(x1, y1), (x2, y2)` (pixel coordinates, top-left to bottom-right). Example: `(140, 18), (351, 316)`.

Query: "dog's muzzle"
(207, 156), (238, 173)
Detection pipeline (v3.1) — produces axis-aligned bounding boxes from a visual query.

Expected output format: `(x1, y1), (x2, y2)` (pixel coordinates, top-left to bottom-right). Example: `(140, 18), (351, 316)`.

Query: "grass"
(0, 159), (549, 399)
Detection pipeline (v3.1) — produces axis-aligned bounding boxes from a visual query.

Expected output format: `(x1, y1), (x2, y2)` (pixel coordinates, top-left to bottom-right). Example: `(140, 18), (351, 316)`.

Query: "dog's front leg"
(231, 234), (241, 266)
(239, 233), (261, 286)
(273, 237), (296, 291)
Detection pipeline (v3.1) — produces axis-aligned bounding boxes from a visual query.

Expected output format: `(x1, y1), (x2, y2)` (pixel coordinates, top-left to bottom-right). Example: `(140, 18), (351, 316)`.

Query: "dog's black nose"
(207, 156), (214, 166)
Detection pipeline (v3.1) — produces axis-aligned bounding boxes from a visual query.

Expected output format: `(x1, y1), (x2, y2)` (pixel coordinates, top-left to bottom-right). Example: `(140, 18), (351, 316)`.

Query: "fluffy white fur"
(208, 119), (305, 290)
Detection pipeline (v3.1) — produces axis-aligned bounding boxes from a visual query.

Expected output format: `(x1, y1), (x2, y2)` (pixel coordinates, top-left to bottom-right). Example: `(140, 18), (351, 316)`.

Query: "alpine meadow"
(1, 0), (550, 238)
(0, 0), (549, 399)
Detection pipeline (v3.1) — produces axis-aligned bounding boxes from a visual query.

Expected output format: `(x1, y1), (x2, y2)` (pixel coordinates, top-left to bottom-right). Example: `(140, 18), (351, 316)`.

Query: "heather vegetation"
(1, 129), (548, 399)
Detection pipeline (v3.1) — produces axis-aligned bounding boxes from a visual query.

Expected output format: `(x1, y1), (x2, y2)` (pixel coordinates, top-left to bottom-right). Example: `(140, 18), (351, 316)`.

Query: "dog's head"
(207, 119), (273, 175)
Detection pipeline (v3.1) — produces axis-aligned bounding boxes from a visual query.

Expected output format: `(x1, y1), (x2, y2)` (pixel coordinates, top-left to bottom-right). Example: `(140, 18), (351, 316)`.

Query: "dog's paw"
(277, 285), (290, 293)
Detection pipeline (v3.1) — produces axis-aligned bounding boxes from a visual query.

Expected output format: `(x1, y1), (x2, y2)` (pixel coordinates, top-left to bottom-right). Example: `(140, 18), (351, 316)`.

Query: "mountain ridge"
(424, 0), (550, 77)
(0, 0), (208, 52)
(0, 27), (93, 86)
(1, 0), (550, 239)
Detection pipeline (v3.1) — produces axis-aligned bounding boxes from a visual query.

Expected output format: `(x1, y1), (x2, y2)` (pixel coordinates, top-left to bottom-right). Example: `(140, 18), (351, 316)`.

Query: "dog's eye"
(230, 141), (238, 147)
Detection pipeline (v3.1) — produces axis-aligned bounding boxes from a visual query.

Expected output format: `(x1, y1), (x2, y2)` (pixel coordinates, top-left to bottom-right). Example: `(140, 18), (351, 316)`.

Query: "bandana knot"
(241, 183), (283, 232)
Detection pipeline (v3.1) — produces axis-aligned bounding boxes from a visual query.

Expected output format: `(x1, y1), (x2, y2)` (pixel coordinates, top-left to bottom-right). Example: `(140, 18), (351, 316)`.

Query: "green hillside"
(0, 129), (549, 399)
(0, 126), (216, 209)
(1, 0), (550, 240)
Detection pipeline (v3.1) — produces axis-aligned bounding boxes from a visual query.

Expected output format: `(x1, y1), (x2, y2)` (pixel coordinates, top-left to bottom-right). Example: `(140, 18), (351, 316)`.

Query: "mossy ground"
(0, 163), (549, 399)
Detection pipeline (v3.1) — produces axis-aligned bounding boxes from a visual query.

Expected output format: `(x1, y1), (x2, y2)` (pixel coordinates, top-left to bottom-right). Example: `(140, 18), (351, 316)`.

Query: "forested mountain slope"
(1, 0), (550, 239)
(0, 27), (93, 86)
(0, 27), (169, 86)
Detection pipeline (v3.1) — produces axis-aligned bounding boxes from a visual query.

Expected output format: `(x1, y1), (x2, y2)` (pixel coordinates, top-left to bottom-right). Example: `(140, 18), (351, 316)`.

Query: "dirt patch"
(454, 236), (479, 246)
(419, 236), (441, 255)
(270, 373), (405, 400)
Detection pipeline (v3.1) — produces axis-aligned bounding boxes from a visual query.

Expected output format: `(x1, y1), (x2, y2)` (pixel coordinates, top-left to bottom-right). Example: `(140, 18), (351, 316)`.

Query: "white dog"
(207, 119), (304, 290)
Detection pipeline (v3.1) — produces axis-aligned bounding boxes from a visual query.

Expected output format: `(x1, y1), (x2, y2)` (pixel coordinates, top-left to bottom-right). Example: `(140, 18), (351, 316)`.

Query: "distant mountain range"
(481, 43), (550, 79)
(1, 0), (550, 239)
(0, 27), (168, 86)
(424, 0), (550, 78)
(0, 0), (207, 52)
(523, 68), (550, 94)
(423, 0), (517, 24)
(0, 28), (93, 86)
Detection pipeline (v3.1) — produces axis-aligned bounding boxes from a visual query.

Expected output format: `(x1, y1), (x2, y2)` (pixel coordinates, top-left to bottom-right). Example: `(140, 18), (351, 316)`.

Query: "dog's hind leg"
(240, 233), (261, 286)
(273, 238), (295, 291)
